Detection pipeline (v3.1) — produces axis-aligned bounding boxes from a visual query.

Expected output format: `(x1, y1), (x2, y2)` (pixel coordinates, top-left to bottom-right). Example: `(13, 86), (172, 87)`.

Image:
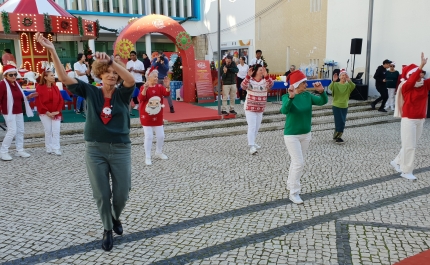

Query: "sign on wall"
(195, 60), (215, 103)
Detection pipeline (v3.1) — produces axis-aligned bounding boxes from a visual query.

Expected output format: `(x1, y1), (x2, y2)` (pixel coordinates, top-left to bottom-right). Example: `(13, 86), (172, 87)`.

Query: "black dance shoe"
(112, 217), (123, 235)
(102, 230), (113, 251)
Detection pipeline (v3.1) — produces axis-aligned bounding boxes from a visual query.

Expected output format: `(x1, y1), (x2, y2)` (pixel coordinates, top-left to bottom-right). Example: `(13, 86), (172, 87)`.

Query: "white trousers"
(386, 88), (396, 109)
(39, 115), (61, 152)
(1, 113), (25, 153)
(284, 133), (312, 195)
(245, 111), (263, 146)
(143, 126), (165, 158)
(394, 118), (425, 174)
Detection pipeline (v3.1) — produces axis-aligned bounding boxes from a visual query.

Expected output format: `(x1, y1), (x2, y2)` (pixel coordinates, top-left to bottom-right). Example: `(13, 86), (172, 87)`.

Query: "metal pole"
(364, 0), (374, 86)
(217, 0), (222, 115)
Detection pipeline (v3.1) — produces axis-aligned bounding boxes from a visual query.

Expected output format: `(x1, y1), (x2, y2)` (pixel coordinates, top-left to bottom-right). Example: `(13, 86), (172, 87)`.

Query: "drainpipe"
(364, 0), (374, 86)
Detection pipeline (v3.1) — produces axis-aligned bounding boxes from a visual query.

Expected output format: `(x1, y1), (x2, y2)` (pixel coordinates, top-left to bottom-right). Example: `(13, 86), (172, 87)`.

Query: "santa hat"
(146, 66), (159, 77)
(288, 70), (307, 88)
(149, 96), (161, 101)
(339, 69), (346, 74)
(3, 64), (17, 75)
(400, 64), (419, 81)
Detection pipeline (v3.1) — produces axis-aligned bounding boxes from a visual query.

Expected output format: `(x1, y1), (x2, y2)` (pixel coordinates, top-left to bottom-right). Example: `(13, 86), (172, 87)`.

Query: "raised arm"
(94, 52), (135, 88)
(35, 32), (77, 86)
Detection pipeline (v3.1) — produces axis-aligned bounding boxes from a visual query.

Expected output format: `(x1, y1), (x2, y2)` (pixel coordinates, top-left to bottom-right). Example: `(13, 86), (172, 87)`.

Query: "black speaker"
(350, 38), (363, 55)
(349, 84), (368, 100)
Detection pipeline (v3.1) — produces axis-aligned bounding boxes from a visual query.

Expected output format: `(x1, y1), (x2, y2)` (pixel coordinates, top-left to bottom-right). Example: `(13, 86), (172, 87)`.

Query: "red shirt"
(137, 84), (170, 126)
(401, 69), (430, 119)
(0, 80), (24, 115)
(35, 83), (64, 117)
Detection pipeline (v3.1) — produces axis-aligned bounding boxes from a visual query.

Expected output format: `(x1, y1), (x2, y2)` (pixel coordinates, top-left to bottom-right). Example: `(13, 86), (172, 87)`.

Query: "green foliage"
(78, 16), (83, 36)
(1, 11), (10, 34)
(43, 13), (52, 33)
(172, 56), (183, 81)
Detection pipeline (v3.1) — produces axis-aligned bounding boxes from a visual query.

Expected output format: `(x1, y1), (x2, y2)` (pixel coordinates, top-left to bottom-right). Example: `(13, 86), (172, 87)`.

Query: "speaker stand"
(351, 54), (356, 79)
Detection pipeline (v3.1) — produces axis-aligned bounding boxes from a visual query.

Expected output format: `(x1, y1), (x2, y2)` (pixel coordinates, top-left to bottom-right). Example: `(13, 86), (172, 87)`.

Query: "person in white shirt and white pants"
(74, 53), (90, 114)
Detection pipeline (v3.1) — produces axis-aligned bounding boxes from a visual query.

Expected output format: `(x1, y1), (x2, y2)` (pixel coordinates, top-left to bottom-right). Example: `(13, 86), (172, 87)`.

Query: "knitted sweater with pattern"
(241, 75), (274, 112)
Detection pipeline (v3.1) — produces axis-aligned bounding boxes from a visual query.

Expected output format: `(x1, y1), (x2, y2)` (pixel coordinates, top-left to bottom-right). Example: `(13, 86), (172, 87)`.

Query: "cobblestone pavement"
(1, 109), (430, 264)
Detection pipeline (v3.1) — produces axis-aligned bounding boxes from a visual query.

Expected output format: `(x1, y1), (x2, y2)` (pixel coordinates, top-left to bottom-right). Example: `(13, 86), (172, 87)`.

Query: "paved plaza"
(1, 102), (430, 264)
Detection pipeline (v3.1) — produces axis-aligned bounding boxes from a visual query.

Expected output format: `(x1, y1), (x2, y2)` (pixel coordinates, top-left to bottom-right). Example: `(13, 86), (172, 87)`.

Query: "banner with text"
(195, 60), (215, 103)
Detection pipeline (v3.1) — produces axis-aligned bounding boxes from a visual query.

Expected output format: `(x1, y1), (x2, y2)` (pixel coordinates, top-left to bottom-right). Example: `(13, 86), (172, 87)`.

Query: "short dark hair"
(256, 50), (262, 54)
(226, 55), (233, 60)
(422, 70), (426, 75)
(4, 49), (11, 53)
(130, 51), (137, 55)
(383, 59), (392, 65)
(251, 64), (262, 78)
(77, 53), (84, 61)
(240, 56), (246, 61)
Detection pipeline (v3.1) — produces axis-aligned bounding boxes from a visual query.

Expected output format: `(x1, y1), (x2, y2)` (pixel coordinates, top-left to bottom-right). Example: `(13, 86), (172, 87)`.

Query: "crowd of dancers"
(0, 32), (429, 251)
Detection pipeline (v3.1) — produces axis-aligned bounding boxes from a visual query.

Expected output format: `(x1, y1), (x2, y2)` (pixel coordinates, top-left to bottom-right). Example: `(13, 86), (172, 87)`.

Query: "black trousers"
(237, 77), (246, 100)
(372, 84), (388, 110)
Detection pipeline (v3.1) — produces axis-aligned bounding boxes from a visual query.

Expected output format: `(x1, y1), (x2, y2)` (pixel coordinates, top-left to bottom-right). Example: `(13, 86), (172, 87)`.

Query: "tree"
(172, 56), (183, 81)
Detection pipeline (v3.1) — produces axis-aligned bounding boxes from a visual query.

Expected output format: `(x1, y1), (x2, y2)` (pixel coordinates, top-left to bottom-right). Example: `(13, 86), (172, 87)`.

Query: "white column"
(77, 41), (84, 53)
(119, 0), (124, 13)
(99, 0), (104, 12)
(171, 0), (176, 17)
(66, 0), (71, 9)
(163, 0), (168, 16)
(128, 0), (133, 13)
(77, 0), (82, 10)
(146, 0), (152, 14)
(155, 0), (160, 14)
(88, 39), (95, 54)
(138, 0), (142, 14)
(179, 0), (184, 17)
(14, 39), (22, 67)
(186, 0), (192, 17)
(109, 0), (113, 12)
(145, 35), (151, 57)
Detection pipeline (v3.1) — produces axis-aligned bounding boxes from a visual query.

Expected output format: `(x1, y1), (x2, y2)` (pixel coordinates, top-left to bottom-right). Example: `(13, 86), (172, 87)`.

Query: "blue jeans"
(332, 106), (348, 138)
(76, 96), (85, 112)
(85, 141), (132, 230)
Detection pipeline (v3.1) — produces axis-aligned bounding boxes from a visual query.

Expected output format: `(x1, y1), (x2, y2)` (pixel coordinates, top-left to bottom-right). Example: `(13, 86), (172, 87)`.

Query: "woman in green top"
(280, 70), (327, 204)
(328, 70), (356, 144)
(385, 63), (399, 111)
(36, 33), (135, 252)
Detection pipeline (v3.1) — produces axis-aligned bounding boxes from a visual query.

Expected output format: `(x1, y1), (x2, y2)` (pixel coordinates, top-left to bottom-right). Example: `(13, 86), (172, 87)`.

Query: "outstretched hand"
(420, 52), (428, 68)
(35, 33), (55, 51)
(313, 82), (324, 93)
(247, 68), (254, 77)
(288, 86), (296, 98)
(163, 76), (171, 89)
(332, 73), (338, 82)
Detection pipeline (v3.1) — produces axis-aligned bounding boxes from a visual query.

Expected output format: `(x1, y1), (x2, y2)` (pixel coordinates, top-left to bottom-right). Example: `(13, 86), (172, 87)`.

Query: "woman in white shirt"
(237, 56), (249, 104)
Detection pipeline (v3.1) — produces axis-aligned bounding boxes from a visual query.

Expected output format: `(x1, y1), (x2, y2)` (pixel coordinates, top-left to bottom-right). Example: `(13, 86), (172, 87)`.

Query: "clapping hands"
(312, 82), (324, 93)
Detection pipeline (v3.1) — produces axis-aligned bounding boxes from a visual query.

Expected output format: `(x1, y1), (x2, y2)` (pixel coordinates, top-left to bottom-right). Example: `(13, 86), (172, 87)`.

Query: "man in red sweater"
(391, 53), (430, 180)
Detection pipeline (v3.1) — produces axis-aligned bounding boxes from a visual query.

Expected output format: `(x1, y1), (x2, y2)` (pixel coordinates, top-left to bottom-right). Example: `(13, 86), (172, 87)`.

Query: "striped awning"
(0, 0), (73, 17)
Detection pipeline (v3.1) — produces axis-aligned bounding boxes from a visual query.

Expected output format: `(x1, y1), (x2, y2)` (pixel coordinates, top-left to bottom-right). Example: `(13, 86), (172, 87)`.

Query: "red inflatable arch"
(113, 15), (196, 103)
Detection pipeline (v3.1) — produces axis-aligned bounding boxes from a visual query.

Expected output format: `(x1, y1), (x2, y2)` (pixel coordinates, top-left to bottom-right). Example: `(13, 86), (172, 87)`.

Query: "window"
(112, 0), (120, 13)
(92, 0), (99, 12)
(70, 0), (78, 10)
(123, 0), (130, 13)
(132, 0), (139, 14)
(56, 0), (67, 9)
(102, 0), (109, 12)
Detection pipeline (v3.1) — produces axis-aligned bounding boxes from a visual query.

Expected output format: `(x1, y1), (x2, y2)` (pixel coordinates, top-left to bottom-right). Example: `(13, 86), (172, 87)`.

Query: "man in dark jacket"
(371, 59), (392, 112)
(221, 55), (239, 114)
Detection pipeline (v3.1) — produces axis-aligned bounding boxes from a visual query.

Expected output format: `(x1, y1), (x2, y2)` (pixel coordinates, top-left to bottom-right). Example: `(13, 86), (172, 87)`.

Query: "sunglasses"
(8, 73), (18, 77)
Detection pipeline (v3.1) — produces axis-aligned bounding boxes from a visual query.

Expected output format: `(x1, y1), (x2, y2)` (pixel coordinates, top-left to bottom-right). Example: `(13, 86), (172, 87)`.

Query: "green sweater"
(280, 91), (328, 135)
(385, 70), (399, 88)
(67, 79), (134, 143)
(328, 81), (356, 108)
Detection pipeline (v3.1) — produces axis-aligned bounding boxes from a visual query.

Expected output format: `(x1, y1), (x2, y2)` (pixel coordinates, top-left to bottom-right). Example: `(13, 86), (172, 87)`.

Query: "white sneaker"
(289, 193), (304, 204)
(145, 158), (152, 165)
(240, 100), (244, 104)
(390, 161), (401, 173)
(254, 144), (261, 149)
(249, 146), (257, 155)
(46, 149), (53, 154)
(1, 153), (12, 161)
(155, 153), (168, 160)
(53, 149), (62, 156)
(16, 151), (31, 158)
(133, 104), (139, 110)
(401, 173), (417, 180)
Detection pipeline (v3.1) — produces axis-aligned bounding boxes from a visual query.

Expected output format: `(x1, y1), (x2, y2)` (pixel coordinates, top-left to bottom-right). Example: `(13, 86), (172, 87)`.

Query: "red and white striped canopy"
(0, 0), (73, 18)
